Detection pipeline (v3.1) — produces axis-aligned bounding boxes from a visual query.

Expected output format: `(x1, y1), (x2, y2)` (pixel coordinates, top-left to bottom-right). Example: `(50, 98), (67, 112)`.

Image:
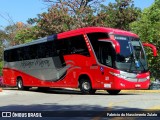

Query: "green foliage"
(0, 30), (8, 40)
(15, 26), (38, 44)
(0, 30), (8, 61)
(27, 0), (140, 38)
(28, 0), (106, 37)
(100, 0), (141, 30)
(28, 8), (75, 36)
(130, 0), (160, 80)
(0, 61), (3, 76)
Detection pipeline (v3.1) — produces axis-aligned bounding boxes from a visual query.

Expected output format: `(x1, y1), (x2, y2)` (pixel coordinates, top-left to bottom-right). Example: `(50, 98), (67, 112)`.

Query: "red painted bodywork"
(143, 43), (157, 57)
(98, 38), (120, 54)
(3, 27), (155, 90)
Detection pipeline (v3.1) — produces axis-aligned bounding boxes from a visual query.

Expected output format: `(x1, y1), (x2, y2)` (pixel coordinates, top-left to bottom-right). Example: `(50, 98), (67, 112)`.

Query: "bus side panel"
(62, 54), (97, 88)
(15, 69), (41, 87)
(3, 56), (99, 88)
(3, 68), (17, 87)
(3, 67), (47, 87)
(13, 68), (54, 87)
(3, 66), (77, 88)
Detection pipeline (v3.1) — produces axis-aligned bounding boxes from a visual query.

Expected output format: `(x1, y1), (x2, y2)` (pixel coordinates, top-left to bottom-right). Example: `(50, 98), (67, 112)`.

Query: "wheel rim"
(82, 82), (90, 90)
(18, 80), (22, 88)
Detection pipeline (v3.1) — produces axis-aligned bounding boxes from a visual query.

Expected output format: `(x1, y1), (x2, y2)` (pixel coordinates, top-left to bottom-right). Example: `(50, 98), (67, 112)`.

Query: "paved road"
(0, 88), (160, 120)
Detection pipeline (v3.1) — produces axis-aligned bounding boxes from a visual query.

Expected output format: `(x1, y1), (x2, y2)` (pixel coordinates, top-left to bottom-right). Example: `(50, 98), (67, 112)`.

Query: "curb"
(97, 90), (160, 93)
(121, 90), (160, 93)
(65, 88), (160, 93)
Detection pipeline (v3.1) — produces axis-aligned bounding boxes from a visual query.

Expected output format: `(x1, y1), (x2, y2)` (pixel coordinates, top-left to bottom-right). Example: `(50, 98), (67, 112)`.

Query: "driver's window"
(99, 42), (115, 67)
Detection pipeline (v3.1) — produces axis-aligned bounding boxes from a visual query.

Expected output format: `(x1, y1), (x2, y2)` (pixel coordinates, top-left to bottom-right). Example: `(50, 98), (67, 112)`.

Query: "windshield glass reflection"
(115, 35), (148, 73)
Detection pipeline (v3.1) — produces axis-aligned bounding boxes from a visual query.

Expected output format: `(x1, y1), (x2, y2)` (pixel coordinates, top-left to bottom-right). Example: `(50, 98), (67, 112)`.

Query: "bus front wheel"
(79, 79), (96, 94)
(106, 90), (121, 95)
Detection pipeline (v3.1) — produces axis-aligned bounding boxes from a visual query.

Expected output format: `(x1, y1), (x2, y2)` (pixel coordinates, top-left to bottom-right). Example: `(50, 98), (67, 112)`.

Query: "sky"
(0, 0), (155, 29)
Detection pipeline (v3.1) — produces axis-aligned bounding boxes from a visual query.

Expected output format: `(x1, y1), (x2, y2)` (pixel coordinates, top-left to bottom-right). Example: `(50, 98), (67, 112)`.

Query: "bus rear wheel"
(79, 79), (96, 94)
(17, 78), (29, 90)
(106, 90), (121, 95)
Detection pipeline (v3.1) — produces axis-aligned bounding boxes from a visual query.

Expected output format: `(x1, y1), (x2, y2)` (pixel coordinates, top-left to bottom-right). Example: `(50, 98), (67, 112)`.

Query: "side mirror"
(142, 43), (157, 57)
(98, 39), (120, 54)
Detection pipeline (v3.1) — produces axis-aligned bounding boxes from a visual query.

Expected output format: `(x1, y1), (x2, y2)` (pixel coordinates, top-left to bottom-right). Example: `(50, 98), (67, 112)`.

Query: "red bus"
(3, 27), (157, 94)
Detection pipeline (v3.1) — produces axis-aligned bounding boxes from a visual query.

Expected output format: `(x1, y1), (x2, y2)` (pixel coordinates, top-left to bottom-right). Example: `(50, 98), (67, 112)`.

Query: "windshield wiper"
(129, 53), (147, 73)
(137, 58), (146, 72)
(129, 54), (137, 72)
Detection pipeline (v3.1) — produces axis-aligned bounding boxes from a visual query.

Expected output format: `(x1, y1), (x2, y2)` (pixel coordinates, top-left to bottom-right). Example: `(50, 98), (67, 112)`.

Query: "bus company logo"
(21, 59), (51, 68)
(2, 112), (11, 117)
(100, 66), (104, 72)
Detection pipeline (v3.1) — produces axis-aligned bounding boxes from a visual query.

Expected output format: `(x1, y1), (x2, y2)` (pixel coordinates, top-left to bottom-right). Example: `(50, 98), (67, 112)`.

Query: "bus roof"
(58, 27), (138, 39)
(5, 27), (138, 51)
(4, 34), (57, 51)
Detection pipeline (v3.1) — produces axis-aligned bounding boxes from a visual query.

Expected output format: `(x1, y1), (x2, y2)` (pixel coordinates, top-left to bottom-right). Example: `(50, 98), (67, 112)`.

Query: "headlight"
(110, 72), (127, 79)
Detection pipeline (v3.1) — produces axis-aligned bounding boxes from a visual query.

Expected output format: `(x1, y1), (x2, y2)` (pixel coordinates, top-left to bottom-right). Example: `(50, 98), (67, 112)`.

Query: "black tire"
(79, 79), (96, 94)
(107, 90), (121, 95)
(17, 78), (29, 90)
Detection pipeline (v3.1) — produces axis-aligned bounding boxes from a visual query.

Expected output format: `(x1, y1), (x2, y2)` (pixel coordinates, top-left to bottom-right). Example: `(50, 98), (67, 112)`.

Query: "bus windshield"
(115, 35), (148, 73)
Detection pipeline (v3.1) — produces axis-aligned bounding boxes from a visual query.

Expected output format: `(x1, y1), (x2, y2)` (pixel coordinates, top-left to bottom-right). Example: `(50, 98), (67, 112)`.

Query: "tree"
(0, 30), (8, 61)
(14, 25), (38, 44)
(28, 8), (75, 36)
(43, 0), (104, 16)
(99, 0), (141, 30)
(0, 30), (8, 40)
(130, 0), (160, 80)
(27, 0), (106, 37)
(3, 22), (34, 46)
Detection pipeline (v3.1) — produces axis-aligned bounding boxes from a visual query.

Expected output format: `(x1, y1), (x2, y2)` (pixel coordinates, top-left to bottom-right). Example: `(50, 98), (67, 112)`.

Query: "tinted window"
(99, 42), (116, 67)
(4, 41), (56, 62)
(87, 33), (109, 58)
(4, 35), (89, 62)
(57, 35), (90, 56)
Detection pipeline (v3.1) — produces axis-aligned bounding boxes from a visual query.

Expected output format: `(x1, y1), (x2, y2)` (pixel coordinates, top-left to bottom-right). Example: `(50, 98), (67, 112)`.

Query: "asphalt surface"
(0, 88), (160, 120)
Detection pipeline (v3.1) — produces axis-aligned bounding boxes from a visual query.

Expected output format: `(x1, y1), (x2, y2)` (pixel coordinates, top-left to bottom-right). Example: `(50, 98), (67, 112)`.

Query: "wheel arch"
(17, 76), (23, 82)
(16, 76), (24, 85)
(16, 76), (30, 90)
(78, 73), (94, 88)
(17, 76), (22, 80)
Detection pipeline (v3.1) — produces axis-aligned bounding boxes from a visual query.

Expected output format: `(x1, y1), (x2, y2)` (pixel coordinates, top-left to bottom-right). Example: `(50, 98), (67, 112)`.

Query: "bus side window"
(12, 48), (19, 61)
(69, 35), (90, 56)
(29, 45), (38, 59)
(54, 35), (90, 57)
(17, 48), (23, 61)
(4, 50), (10, 62)
(23, 46), (30, 60)
(87, 32), (109, 62)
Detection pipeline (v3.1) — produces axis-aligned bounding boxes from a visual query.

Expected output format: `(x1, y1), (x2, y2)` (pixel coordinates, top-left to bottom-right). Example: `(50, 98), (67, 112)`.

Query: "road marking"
(92, 98), (160, 120)
(97, 90), (160, 93)
(147, 105), (160, 110)
(92, 100), (131, 120)
(121, 90), (160, 93)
